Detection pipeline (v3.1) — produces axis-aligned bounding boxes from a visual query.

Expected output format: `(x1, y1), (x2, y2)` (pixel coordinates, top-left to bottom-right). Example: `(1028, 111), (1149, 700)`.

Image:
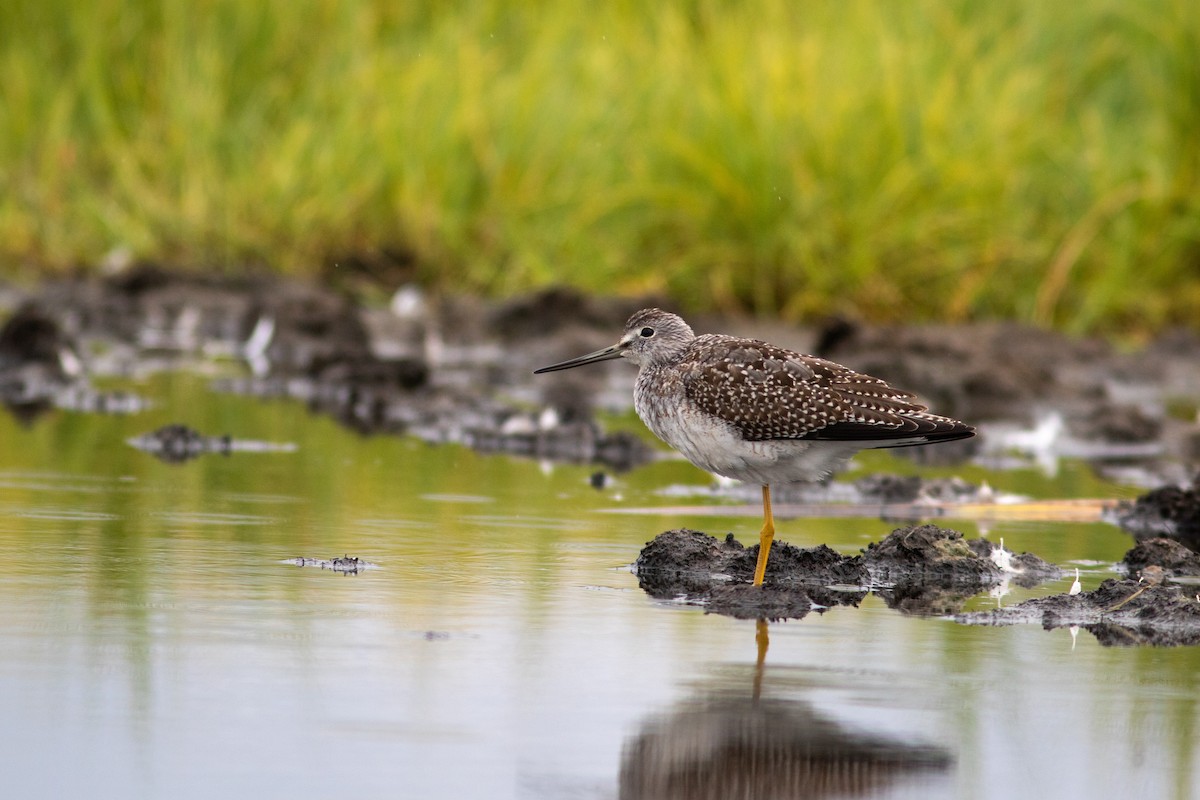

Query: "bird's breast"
(633, 367), (860, 483)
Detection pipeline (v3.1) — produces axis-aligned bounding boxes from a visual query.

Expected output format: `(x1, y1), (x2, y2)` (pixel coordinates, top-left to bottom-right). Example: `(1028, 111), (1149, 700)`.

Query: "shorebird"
(535, 309), (975, 586)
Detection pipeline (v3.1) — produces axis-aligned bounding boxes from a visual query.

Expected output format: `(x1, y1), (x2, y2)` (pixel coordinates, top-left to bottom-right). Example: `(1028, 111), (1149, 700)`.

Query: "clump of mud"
(634, 529), (867, 621)
(1114, 478), (1200, 552)
(129, 424), (232, 462)
(634, 525), (1059, 621)
(957, 577), (1200, 647)
(902, 527), (1200, 647)
(0, 304), (72, 420)
(128, 423), (297, 463)
(1122, 537), (1200, 577)
(283, 555), (377, 574)
(865, 525), (1017, 584)
(852, 473), (982, 505)
(0, 303), (146, 420)
(864, 525), (1060, 616)
(637, 523), (1200, 644)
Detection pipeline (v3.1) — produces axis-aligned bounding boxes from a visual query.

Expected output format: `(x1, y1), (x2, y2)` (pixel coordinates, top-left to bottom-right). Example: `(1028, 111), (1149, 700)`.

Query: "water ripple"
(419, 493), (494, 504)
(6, 507), (122, 522)
(152, 511), (274, 526)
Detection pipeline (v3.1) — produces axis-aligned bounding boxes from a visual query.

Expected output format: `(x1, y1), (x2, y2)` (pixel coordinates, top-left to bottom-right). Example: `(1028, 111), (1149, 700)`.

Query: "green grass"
(1, 0), (1198, 336)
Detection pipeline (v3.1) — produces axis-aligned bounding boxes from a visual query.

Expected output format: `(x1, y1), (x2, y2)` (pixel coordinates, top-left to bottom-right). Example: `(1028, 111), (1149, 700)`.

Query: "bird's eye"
(640, 327), (654, 337)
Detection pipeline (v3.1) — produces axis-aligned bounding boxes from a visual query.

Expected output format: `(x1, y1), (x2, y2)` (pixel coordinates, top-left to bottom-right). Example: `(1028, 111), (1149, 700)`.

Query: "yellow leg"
(752, 484), (775, 586)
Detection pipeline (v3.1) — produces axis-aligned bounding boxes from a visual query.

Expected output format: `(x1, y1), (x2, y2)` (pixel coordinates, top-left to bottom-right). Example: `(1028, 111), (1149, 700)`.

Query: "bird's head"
(533, 308), (695, 373)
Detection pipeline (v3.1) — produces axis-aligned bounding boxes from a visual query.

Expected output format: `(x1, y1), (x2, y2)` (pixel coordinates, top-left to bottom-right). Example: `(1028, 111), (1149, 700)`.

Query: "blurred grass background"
(1, 0), (1198, 335)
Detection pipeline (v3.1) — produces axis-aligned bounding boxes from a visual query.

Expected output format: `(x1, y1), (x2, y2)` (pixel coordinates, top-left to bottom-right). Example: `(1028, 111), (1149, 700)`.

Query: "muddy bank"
(2, 272), (1197, 477)
(636, 524), (1200, 645)
(956, 577), (1200, 647)
(1, 272), (656, 469)
(954, 535), (1200, 647)
(815, 316), (1199, 455)
(634, 525), (1058, 621)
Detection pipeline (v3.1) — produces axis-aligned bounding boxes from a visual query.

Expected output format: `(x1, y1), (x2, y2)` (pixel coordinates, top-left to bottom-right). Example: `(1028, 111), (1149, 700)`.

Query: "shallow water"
(0, 373), (1197, 799)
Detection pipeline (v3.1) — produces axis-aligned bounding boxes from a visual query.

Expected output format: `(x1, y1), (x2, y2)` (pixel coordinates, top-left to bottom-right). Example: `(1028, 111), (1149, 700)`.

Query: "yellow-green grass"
(1, 0), (1198, 336)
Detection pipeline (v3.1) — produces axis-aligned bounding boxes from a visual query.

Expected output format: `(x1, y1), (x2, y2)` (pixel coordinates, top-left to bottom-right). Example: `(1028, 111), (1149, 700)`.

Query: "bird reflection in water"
(619, 620), (952, 799)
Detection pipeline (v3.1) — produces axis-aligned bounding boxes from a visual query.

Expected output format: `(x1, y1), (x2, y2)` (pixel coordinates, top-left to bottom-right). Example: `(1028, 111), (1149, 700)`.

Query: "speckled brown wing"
(680, 334), (961, 443)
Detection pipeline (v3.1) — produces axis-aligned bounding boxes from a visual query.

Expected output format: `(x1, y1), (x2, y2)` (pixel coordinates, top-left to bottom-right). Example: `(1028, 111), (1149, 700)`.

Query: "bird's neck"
(633, 363), (686, 425)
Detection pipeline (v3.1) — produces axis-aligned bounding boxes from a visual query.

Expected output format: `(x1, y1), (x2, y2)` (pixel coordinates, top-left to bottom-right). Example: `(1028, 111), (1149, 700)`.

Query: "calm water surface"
(0, 373), (1197, 799)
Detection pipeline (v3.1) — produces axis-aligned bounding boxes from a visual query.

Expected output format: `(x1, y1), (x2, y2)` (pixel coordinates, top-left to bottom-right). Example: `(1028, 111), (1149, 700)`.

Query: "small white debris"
(537, 406), (560, 431)
(499, 414), (537, 436)
(990, 537), (1016, 573)
(390, 284), (426, 318)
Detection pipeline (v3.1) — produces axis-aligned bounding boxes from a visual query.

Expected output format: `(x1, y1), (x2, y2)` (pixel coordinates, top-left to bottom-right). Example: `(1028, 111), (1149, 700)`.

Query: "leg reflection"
(753, 618), (768, 702)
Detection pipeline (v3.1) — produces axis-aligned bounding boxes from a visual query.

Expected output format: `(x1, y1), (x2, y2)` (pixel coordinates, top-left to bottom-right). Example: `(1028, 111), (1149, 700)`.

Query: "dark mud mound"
(1122, 538), (1200, 577)
(817, 316), (1199, 474)
(863, 525), (994, 583)
(1114, 479), (1200, 552)
(128, 424), (297, 463)
(0, 302), (149, 421)
(0, 303), (74, 370)
(0, 303), (80, 418)
(744, 472), (995, 516)
(129, 424), (232, 462)
(864, 525), (1060, 615)
(283, 555), (378, 574)
(634, 525), (1059, 620)
(816, 319), (1107, 423)
(956, 578), (1200, 647)
(852, 473), (981, 505)
(864, 525), (1059, 586)
(633, 529), (868, 620)
(1072, 402), (1163, 443)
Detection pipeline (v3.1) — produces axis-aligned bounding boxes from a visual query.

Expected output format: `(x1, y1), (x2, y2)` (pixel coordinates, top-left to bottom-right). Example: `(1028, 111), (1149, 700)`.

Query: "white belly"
(635, 380), (862, 485)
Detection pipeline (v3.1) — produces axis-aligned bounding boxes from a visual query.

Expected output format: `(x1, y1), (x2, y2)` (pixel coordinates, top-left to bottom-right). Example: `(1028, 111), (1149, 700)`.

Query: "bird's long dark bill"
(533, 344), (625, 373)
